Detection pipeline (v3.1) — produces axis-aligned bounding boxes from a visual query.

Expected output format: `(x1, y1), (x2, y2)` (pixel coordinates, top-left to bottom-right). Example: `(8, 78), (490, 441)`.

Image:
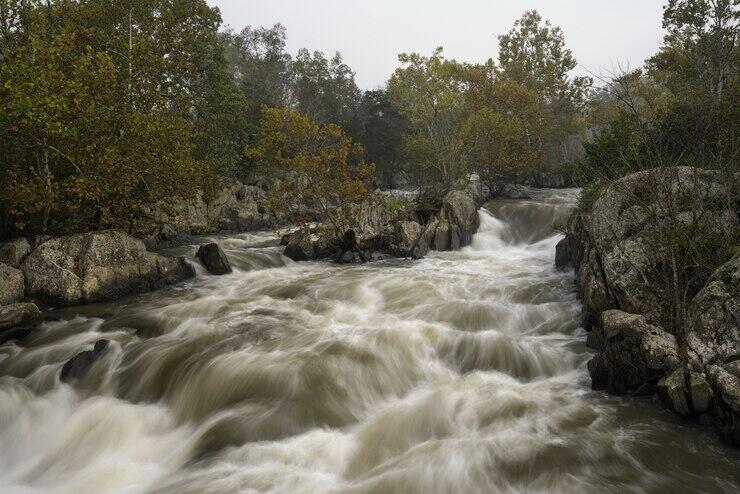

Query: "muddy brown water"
(0, 189), (738, 493)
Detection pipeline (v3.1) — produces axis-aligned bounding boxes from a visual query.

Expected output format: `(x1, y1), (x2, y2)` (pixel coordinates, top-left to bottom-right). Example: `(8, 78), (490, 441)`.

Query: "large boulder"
(196, 243), (232, 275)
(562, 167), (737, 327)
(588, 310), (679, 394)
(706, 362), (740, 446)
(657, 369), (713, 415)
(439, 190), (479, 249)
(686, 256), (739, 366)
(390, 221), (427, 259)
(0, 302), (40, 331)
(0, 238), (31, 268)
(283, 228), (333, 261)
(21, 230), (194, 306)
(0, 263), (25, 306)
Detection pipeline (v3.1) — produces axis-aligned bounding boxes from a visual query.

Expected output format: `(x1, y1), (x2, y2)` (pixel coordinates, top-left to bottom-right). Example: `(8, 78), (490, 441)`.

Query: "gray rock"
(60, 339), (110, 383)
(440, 190), (479, 248)
(196, 243), (232, 275)
(0, 238), (31, 268)
(137, 181), (273, 247)
(283, 228), (333, 261)
(0, 302), (40, 331)
(706, 362), (740, 445)
(687, 256), (739, 366)
(592, 310), (679, 394)
(555, 236), (581, 270)
(21, 230), (194, 306)
(0, 263), (25, 306)
(390, 221), (426, 259)
(433, 220), (451, 251)
(657, 369), (713, 415)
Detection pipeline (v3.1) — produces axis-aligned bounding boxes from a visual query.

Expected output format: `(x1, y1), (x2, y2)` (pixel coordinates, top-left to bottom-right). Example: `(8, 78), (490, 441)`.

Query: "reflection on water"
(0, 189), (738, 494)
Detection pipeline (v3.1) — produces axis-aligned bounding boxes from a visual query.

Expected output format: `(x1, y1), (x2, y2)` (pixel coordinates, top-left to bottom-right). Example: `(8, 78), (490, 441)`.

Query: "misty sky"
(208, 0), (666, 89)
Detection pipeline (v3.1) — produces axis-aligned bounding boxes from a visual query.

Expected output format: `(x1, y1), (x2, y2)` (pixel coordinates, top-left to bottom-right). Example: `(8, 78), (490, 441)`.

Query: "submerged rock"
(22, 230), (194, 306)
(0, 263), (25, 306)
(196, 242), (232, 275)
(0, 238), (31, 268)
(0, 302), (40, 331)
(60, 339), (110, 383)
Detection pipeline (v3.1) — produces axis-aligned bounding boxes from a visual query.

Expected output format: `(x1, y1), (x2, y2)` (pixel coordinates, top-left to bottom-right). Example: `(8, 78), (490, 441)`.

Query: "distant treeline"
(0, 0), (737, 239)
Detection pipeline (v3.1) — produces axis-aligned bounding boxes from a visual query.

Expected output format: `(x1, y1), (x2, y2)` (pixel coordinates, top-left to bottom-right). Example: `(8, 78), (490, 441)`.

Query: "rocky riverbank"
(0, 231), (194, 336)
(556, 166), (739, 445)
(281, 184), (483, 262)
(0, 182), (485, 338)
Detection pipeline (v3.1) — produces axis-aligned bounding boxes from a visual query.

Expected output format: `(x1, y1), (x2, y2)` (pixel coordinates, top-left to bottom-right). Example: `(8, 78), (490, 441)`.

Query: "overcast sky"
(208, 0), (666, 89)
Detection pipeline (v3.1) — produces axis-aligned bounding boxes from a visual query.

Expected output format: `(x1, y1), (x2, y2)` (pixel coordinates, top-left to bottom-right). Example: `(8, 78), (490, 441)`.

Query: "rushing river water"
(1, 189), (738, 493)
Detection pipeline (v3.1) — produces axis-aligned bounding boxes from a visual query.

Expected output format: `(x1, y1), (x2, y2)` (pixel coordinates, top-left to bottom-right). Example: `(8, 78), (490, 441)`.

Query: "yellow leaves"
(250, 107), (375, 235)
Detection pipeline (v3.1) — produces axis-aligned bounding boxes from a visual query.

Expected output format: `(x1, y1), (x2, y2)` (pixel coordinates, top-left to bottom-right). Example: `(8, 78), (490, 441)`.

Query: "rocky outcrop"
(558, 166), (739, 444)
(60, 339), (110, 383)
(196, 243), (232, 275)
(427, 190), (480, 251)
(0, 263), (24, 306)
(588, 310), (679, 394)
(657, 369), (713, 416)
(687, 256), (740, 367)
(280, 186), (483, 263)
(390, 221), (427, 259)
(706, 362), (740, 446)
(22, 230), (194, 306)
(283, 227), (334, 262)
(0, 303), (40, 331)
(140, 182), (274, 249)
(0, 238), (31, 268)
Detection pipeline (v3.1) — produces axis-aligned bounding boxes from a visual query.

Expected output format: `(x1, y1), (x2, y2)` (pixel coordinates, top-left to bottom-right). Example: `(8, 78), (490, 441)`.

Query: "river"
(0, 189), (738, 493)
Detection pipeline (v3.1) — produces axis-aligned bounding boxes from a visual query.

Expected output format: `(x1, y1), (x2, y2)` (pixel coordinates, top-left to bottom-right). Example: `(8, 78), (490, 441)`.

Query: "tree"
(355, 89), (409, 186)
(291, 49), (362, 134)
(0, 0), (232, 237)
(457, 64), (542, 196)
(498, 10), (591, 167)
(387, 48), (469, 186)
(221, 24), (293, 125)
(248, 107), (375, 238)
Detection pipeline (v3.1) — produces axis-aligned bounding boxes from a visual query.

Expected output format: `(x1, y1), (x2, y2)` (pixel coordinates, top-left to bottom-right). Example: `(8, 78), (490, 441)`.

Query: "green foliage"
(387, 48), (469, 186)
(0, 0), (247, 237)
(248, 107), (375, 237)
(582, 0), (739, 187)
(499, 10), (592, 168)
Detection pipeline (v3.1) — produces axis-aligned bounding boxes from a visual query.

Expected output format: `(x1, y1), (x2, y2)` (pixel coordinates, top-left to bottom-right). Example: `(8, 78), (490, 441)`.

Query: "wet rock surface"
(706, 362), (740, 446)
(196, 243), (233, 275)
(558, 166), (739, 444)
(280, 187), (483, 262)
(22, 230), (194, 306)
(0, 302), (40, 331)
(60, 339), (111, 383)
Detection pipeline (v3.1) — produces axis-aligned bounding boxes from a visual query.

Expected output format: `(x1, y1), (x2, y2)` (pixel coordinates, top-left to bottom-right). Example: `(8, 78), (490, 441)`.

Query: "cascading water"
(0, 189), (738, 493)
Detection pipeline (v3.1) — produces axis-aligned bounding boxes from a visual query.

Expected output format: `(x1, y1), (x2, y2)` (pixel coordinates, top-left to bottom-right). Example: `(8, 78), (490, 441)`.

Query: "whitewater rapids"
(0, 189), (738, 493)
